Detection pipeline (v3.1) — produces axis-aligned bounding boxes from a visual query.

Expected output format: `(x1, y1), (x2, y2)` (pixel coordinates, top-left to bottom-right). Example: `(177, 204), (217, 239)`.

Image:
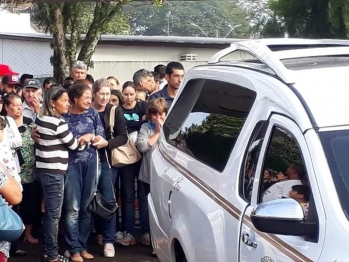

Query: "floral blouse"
(18, 117), (35, 184)
(63, 107), (105, 164)
(0, 140), (19, 258)
(0, 167), (10, 257)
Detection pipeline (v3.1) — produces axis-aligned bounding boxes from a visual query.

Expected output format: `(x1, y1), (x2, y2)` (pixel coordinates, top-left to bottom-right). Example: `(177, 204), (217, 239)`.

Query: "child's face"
(136, 92), (146, 102)
(151, 111), (166, 122)
(289, 189), (303, 200)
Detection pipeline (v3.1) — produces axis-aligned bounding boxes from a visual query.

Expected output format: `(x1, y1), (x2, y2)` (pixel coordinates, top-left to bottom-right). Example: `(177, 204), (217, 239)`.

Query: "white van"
(148, 39), (349, 262)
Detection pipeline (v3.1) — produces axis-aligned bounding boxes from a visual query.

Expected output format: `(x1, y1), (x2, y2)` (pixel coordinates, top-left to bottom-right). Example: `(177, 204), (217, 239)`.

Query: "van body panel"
(149, 41), (349, 262)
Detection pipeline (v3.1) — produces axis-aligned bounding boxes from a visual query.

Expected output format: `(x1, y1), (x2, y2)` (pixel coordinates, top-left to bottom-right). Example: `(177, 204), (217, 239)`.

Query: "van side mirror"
(250, 198), (317, 236)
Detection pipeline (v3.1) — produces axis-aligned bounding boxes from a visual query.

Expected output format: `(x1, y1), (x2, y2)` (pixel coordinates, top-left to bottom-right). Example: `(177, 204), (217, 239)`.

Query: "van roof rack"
(209, 38), (349, 84)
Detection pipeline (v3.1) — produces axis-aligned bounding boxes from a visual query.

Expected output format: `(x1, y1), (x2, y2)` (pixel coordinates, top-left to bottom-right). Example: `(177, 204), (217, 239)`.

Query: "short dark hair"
(151, 72), (161, 83)
(111, 89), (123, 104)
(1, 92), (21, 116)
(292, 185), (310, 201)
(68, 83), (91, 103)
(86, 74), (95, 84)
(166, 62), (184, 75)
(65, 76), (73, 82)
(122, 81), (135, 91)
(291, 164), (304, 179)
(43, 77), (56, 87)
(154, 64), (166, 78)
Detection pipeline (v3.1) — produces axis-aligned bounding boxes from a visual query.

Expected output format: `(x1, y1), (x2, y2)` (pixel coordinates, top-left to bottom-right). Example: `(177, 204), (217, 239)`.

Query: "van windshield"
(320, 129), (349, 218)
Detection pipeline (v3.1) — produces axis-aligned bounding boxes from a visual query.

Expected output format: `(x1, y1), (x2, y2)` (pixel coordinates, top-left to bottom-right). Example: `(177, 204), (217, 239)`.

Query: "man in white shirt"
(22, 79), (42, 121)
(262, 164), (303, 202)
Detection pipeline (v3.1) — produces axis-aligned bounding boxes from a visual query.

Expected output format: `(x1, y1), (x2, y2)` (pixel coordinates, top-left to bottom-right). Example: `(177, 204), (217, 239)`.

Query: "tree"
(124, 0), (251, 38)
(30, 1), (130, 83)
(268, 0), (348, 38)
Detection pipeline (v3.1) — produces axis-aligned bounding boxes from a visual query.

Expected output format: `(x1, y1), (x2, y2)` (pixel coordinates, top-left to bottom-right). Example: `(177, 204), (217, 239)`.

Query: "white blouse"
(2, 116), (22, 173)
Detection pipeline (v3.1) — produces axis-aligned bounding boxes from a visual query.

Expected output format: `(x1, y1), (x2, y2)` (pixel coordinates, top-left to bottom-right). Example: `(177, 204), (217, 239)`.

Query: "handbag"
(89, 150), (118, 221)
(109, 106), (142, 168)
(0, 161), (24, 242)
(0, 196), (24, 242)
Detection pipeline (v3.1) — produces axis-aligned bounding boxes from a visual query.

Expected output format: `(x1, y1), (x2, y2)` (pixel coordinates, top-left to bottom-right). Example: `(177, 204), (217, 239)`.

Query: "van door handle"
(168, 191), (172, 219)
(242, 232), (258, 248)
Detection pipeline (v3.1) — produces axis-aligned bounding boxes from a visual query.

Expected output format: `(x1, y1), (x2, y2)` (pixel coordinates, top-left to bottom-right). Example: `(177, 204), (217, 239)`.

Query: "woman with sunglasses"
(35, 87), (93, 262)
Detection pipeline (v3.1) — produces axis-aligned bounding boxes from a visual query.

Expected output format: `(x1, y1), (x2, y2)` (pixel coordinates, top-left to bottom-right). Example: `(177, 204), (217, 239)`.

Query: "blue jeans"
(63, 160), (98, 255)
(96, 163), (118, 243)
(36, 172), (64, 261)
(119, 162), (139, 235)
(137, 180), (150, 234)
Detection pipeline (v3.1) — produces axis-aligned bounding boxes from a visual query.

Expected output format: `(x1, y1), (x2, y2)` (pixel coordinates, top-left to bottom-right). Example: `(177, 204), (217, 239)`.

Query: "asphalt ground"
(9, 233), (161, 262)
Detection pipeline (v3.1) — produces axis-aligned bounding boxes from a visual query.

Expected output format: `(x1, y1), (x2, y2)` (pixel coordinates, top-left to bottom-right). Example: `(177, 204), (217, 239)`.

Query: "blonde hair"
(92, 78), (111, 94)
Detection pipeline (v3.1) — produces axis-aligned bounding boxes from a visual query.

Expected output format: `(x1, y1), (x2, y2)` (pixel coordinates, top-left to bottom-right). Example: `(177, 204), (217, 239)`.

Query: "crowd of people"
(0, 60), (185, 262)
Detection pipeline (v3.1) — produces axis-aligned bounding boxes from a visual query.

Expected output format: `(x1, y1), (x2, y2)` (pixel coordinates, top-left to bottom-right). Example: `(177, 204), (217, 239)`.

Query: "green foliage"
(265, 133), (303, 173)
(30, 1), (131, 81)
(268, 0), (348, 38)
(183, 114), (246, 171)
(124, 0), (251, 38)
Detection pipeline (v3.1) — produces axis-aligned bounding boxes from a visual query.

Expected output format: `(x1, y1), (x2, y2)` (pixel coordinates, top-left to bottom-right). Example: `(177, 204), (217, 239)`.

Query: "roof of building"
(0, 32), (244, 48)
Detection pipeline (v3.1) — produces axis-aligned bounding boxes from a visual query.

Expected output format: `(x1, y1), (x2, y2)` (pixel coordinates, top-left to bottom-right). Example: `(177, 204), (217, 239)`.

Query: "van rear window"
(163, 79), (256, 172)
(320, 130), (349, 218)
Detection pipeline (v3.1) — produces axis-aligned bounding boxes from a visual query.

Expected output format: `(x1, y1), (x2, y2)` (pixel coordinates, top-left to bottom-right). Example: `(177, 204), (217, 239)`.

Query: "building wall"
(0, 35), (247, 84)
(89, 45), (248, 83)
(0, 38), (53, 77)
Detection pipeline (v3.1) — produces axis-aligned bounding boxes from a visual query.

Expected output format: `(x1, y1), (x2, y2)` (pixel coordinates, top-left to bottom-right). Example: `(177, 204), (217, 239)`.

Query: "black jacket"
(98, 103), (128, 164)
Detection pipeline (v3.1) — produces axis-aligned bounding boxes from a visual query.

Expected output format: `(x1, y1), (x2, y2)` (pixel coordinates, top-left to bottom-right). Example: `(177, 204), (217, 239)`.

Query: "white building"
(0, 32), (245, 84)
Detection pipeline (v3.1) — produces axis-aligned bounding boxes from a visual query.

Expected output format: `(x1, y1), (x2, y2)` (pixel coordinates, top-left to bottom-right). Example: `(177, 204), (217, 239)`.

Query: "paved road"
(10, 234), (160, 262)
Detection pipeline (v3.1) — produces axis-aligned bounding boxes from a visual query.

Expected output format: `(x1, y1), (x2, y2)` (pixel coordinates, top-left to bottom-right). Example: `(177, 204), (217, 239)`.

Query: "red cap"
(2, 75), (22, 87)
(0, 64), (19, 77)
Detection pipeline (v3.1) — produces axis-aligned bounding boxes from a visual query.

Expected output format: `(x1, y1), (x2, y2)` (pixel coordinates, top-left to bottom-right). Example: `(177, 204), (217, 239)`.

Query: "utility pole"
(167, 11), (172, 36)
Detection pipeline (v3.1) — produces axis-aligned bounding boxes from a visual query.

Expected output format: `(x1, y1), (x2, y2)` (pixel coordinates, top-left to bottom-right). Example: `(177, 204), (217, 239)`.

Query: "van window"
(259, 127), (308, 205)
(319, 129), (349, 220)
(163, 79), (256, 172)
(240, 122), (269, 203)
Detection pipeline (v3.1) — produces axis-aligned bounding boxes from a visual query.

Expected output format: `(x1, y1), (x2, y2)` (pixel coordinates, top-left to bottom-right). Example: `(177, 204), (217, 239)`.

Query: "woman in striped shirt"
(35, 87), (93, 262)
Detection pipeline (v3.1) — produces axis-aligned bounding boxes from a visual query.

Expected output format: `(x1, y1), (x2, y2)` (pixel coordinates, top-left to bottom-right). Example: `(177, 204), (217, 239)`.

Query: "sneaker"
(114, 231), (124, 244)
(103, 243), (115, 258)
(141, 232), (151, 246)
(119, 233), (136, 246)
(63, 250), (70, 258)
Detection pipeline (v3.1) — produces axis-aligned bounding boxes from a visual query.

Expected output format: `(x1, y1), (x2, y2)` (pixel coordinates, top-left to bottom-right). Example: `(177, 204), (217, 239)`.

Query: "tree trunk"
(65, 3), (84, 71)
(77, 2), (122, 68)
(52, 4), (69, 84)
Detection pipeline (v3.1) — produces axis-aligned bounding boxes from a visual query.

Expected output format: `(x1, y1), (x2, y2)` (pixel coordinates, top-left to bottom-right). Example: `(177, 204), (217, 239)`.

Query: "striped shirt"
(35, 115), (81, 175)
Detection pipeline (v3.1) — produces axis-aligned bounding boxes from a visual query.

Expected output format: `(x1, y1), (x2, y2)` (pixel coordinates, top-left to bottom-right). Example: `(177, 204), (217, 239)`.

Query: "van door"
(239, 114), (325, 262)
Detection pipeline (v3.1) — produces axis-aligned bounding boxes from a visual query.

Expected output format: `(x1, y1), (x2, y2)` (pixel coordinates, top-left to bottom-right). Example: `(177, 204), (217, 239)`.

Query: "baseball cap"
(0, 64), (18, 76)
(20, 74), (34, 84)
(1, 75), (22, 86)
(23, 79), (41, 89)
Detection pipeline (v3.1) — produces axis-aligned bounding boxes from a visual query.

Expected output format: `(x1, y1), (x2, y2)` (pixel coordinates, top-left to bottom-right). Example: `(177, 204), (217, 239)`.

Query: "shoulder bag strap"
(109, 106), (117, 139)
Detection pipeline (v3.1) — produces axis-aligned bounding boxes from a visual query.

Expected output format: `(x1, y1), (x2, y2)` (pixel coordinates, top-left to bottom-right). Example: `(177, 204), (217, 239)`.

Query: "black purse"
(89, 149), (118, 221)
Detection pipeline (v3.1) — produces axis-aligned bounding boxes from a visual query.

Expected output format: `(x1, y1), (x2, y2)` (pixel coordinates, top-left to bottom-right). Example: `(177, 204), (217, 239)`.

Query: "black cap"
(23, 79), (41, 89)
(20, 74), (33, 84)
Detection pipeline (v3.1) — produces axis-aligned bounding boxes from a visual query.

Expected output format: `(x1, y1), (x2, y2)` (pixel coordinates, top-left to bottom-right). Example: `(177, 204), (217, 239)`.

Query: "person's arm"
(108, 106), (128, 150)
(0, 170), (22, 205)
(56, 121), (91, 150)
(5, 116), (22, 149)
(137, 123), (156, 153)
